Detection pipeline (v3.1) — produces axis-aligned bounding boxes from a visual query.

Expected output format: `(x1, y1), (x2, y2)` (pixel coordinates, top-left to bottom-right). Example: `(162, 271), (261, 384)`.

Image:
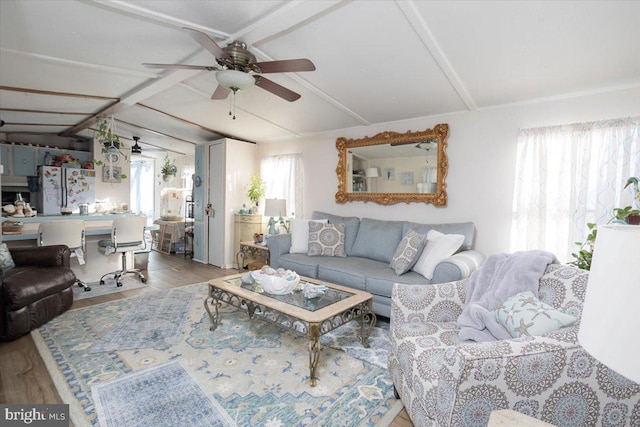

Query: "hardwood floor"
(0, 251), (413, 426)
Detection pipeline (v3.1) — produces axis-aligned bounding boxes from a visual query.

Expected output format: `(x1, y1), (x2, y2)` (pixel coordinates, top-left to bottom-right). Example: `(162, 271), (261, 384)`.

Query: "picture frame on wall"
(102, 166), (122, 183)
(384, 168), (395, 180)
(401, 172), (414, 185)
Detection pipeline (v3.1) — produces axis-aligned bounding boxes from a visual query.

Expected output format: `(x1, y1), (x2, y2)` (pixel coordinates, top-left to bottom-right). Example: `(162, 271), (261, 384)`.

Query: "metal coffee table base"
(204, 286), (376, 387)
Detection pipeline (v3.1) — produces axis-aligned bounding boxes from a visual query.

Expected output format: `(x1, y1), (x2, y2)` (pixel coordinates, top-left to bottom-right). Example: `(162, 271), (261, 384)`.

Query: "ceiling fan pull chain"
(229, 88), (237, 120)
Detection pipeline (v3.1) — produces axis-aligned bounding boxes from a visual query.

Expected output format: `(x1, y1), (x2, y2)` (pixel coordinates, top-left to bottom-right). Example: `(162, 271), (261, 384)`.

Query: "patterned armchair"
(388, 264), (640, 427)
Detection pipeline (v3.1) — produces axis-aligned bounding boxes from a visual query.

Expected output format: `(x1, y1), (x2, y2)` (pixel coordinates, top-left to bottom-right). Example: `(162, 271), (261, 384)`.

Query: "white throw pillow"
(290, 218), (328, 253)
(412, 230), (464, 280)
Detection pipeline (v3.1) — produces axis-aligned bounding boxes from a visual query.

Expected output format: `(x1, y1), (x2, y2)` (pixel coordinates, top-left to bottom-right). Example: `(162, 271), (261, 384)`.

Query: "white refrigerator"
(38, 166), (96, 215)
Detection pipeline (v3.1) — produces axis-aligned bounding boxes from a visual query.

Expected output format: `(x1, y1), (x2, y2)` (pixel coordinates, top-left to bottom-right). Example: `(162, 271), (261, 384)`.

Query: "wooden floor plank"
(0, 251), (413, 426)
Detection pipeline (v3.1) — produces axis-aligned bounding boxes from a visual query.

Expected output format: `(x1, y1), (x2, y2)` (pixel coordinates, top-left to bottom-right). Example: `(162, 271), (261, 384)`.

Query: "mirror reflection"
(335, 124), (448, 206)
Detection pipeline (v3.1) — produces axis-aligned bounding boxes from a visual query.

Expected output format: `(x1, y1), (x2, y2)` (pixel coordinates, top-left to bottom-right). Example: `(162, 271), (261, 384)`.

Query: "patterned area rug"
(33, 282), (402, 427)
(91, 288), (195, 353)
(72, 276), (146, 300)
(93, 360), (235, 427)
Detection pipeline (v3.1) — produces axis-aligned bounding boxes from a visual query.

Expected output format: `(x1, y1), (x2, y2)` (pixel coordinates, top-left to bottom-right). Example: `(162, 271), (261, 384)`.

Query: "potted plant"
(247, 174), (266, 209)
(95, 117), (120, 151)
(161, 154), (178, 182)
(93, 117), (128, 179)
(571, 205), (640, 270)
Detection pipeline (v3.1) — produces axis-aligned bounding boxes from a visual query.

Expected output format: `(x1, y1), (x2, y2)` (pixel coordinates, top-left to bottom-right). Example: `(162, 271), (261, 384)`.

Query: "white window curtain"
(260, 153), (304, 218)
(130, 159), (155, 224)
(510, 116), (640, 262)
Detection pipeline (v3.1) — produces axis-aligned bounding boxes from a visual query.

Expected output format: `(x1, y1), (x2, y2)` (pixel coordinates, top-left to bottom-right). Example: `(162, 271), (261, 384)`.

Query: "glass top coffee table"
(206, 273), (376, 386)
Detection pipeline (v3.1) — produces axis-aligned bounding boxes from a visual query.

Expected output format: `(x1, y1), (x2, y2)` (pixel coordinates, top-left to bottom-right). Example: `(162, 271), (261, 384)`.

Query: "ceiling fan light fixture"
(216, 69), (255, 91)
(131, 136), (142, 154)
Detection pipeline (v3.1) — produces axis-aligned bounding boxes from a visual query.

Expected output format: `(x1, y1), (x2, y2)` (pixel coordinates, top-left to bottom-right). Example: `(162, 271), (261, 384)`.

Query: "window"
(510, 116), (640, 262)
(260, 154), (304, 218)
(130, 159), (155, 224)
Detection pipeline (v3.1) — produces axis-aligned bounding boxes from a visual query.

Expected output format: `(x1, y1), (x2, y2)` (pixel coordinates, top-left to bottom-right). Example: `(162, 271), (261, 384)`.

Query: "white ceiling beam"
(234, 1), (371, 126)
(0, 47), (157, 79)
(90, 0), (229, 40)
(396, 0), (477, 111)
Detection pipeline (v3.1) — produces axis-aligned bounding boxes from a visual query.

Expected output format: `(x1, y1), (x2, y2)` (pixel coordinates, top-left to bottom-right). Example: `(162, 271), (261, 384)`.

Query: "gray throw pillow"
(0, 243), (15, 272)
(389, 230), (427, 275)
(308, 222), (346, 257)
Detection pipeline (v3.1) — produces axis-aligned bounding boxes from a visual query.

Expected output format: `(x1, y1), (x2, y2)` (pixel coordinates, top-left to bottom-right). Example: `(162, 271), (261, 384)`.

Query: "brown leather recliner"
(1, 245), (76, 341)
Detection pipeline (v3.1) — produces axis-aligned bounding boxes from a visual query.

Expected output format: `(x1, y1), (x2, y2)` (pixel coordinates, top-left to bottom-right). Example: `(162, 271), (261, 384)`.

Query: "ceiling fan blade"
(253, 59), (316, 74)
(183, 27), (228, 59)
(211, 85), (230, 100)
(254, 76), (301, 102)
(143, 63), (219, 71)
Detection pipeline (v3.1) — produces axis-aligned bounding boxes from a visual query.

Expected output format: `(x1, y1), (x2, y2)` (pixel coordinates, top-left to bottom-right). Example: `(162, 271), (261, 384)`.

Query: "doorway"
(207, 143), (224, 267)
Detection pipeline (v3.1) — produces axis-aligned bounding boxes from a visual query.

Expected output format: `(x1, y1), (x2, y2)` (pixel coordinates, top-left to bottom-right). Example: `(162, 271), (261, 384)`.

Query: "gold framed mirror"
(335, 123), (448, 205)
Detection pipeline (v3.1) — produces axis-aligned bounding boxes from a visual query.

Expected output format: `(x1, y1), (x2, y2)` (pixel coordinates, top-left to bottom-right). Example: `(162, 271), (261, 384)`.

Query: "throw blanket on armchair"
(457, 250), (558, 342)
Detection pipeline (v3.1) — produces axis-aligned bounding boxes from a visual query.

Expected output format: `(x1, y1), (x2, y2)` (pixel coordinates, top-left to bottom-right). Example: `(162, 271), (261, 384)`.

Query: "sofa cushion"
(290, 218), (328, 254)
(311, 211), (360, 256)
(412, 230), (464, 280)
(312, 211), (360, 255)
(316, 256), (385, 291)
(275, 254), (319, 278)
(2, 266), (76, 310)
(403, 221), (475, 251)
(390, 230), (428, 275)
(351, 218), (405, 263)
(308, 222), (346, 257)
(494, 291), (578, 338)
(366, 270), (429, 298)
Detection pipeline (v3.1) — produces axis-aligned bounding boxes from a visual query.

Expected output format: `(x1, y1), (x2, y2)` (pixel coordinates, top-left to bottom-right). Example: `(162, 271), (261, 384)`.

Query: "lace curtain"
(130, 159), (155, 223)
(510, 116), (640, 262)
(260, 153), (304, 218)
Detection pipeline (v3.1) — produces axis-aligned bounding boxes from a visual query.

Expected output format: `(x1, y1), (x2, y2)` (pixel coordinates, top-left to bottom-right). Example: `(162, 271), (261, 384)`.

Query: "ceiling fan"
(143, 28), (315, 102)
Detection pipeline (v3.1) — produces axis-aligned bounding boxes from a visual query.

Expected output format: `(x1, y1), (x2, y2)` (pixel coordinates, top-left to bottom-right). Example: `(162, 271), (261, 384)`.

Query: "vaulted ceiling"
(1, 1), (639, 156)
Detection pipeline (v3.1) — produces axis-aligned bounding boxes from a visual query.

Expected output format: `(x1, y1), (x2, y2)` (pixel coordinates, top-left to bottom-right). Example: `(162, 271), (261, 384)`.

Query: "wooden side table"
(236, 241), (270, 272)
(488, 410), (556, 427)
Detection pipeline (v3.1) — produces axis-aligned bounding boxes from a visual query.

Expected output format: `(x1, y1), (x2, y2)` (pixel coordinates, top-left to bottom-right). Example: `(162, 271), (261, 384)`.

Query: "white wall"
(258, 87), (640, 257)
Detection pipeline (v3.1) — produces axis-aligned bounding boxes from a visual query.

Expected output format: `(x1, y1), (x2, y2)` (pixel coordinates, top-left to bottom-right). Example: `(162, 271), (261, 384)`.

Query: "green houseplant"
(161, 154), (178, 182)
(93, 117), (128, 179)
(247, 174), (266, 207)
(571, 205), (640, 270)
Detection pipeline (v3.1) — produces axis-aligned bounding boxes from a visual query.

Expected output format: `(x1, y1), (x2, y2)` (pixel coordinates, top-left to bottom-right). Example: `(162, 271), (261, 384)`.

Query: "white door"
(207, 142), (225, 267)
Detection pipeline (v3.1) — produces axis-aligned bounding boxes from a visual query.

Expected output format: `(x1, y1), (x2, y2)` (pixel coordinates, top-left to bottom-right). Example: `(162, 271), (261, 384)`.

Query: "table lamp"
(264, 198), (286, 235)
(578, 224), (640, 383)
(366, 167), (379, 192)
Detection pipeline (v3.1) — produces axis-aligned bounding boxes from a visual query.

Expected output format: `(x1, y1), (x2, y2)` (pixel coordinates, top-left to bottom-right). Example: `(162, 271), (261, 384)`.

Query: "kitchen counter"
(2, 214), (158, 283)
(1, 213), (134, 241)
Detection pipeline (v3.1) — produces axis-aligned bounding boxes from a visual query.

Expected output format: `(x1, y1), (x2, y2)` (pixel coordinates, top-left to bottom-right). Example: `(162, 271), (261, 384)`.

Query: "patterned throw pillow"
(389, 230), (428, 275)
(308, 222), (346, 257)
(0, 243), (16, 271)
(494, 291), (578, 338)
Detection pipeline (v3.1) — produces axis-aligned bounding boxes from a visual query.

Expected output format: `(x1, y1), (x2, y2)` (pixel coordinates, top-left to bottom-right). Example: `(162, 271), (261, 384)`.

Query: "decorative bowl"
(251, 270), (300, 295)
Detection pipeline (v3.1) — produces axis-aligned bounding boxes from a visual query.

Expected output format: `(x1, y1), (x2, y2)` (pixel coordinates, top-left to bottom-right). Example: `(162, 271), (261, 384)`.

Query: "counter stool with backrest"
(98, 215), (148, 287)
(38, 219), (90, 292)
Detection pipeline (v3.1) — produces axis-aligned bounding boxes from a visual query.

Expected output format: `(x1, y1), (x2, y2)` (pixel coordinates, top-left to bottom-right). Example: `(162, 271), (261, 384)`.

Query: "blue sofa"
(266, 211), (484, 317)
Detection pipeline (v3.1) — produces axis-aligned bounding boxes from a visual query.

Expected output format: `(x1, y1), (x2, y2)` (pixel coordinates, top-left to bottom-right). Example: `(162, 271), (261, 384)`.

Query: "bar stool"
(98, 215), (148, 287)
(38, 220), (90, 292)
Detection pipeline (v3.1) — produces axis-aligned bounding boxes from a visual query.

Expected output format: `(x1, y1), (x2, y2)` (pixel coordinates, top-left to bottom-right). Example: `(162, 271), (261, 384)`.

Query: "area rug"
(92, 360), (235, 427)
(72, 276), (146, 300)
(90, 288), (195, 353)
(32, 282), (402, 427)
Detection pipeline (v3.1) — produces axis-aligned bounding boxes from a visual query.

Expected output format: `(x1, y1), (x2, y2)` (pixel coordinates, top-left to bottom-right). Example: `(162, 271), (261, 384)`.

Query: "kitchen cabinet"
(12, 146), (37, 176)
(0, 145), (10, 175)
